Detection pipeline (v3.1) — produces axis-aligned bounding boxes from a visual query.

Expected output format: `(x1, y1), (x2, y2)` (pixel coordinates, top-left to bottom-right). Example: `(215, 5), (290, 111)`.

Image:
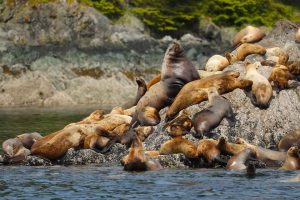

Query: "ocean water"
(0, 107), (299, 199)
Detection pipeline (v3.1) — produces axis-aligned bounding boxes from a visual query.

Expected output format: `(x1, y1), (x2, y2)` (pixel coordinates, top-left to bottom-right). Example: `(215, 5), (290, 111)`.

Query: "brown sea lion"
(197, 139), (225, 166)
(236, 137), (286, 167)
(163, 110), (193, 138)
(135, 126), (155, 142)
(159, 137), (198, 158)
(145, 151), (160, 158)
(226, 148), (257, 170)
(147, 74), (161, 90)
(217, 137), (247, 156)
(165, 71), (252, 121)
(122, 135), (162, 171)
(204, 55), (229, 72)
(279, 146), (300, 170)
(278, 129), (300, 152)
(123, 77), (147, 109)
(296, 28), (300, 43)
(268, 65), (294, 89)
(233, 25), (265, 46)
(286, 61), (300, 76)
(263, 47), (289, 65)
(244, 61), (273, 108)
(192, 87), (235, 138)
(2, 138), (31, 163)
(16, 132), (43, 149)
(122, 41), (200, 145)
(225, 43), (266, 64)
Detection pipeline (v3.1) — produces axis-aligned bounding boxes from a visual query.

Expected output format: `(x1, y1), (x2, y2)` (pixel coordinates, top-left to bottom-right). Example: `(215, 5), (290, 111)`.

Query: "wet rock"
(22, 156), (53, 166)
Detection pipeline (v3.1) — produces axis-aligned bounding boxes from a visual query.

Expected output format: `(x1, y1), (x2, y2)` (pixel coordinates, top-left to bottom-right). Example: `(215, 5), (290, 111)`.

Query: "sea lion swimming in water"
(2, 138), (31, 163)
(165, 71), (252, 121)
(279, 146), (300, 170)
(278, 129), (300, 152)
(233, 25), (265, 46)
(226, 148), (257, 170)
(192, 87), (235, 138)
(122, 77), (147, 109)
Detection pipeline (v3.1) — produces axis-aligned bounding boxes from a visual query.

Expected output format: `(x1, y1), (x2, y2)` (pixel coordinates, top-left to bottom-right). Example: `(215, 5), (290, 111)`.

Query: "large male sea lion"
(165, 71), (252, 121)
(226, 148), (257, 170)
(268, 65), (294, 89)
(279, 146), (300, 170)
(16, 132), (43, 149)
(233, 25), (265, 46)
(192, 87), (235, 138)
(2, 138), (31, 163)
(121, 135), (162, 171)
(122, 77), (147, 109)
(278, 129), (300, 152)
(204, 55), (229, 72)
(244, 62), (272, 108)
(225, 43), (266, 64)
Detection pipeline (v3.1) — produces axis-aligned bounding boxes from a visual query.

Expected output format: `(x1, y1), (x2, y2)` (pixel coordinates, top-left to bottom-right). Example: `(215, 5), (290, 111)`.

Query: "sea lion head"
(287, 146), (300, 158)
(163, 110), (192, 137)
(136, 77), (147, 87)
(235, 137), (247, 145)
(166, 41), (183, 57)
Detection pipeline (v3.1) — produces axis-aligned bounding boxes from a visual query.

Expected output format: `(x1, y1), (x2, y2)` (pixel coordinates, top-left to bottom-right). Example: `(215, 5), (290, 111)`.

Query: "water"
(0, 107), (300, 199)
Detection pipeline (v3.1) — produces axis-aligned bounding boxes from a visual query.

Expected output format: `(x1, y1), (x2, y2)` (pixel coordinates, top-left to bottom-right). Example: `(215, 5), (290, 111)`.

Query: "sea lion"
(197, 139), (224, 166)
(163, 110), (193, 138)
(192, 87), (235, 138)
(296, 28), (300, 43)
(225, 43), (266, 64)
(145, 151), (160, 158)
(122, 41), (199, 145)
(244, 61), (273, 108)
(263, 47), (289, 65)
(110, 106), (136, 117)
(268, 65), (294, 90)
(198, 70), (223, 79)
(159, 137), (198, 158)
(217, 136), (247, 156)
(279, 146), (300, 170)
(147, 74), (161, 90)
(233, 25), (265, 46)
(278, 129), (300, 152)
(135, 126), (155, 142)
(16, 132), (43, 149)
(165, 71), (252, 121)
(286, 61), (300, 76)
(122, 135), (162, 171)
(236, 137), (286, 167)
(2, 138), (31, 163)
(123, 77), (147, 109)
(66, 110), (105, 127)
(226, 148), (257, 170)
(204, 55), (229, 72)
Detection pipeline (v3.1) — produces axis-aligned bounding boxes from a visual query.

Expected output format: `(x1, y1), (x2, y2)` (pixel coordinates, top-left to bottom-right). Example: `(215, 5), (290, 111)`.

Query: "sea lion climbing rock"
(244, 61), (273, 108)
(233, 25), (265, 46)
(165, 71), (252, 121)
(192, 87), (235, 138)
(225, 43), (266, 64)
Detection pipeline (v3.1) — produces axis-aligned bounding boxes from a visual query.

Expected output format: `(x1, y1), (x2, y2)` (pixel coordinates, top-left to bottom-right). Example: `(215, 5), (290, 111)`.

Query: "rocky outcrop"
(0, 0), (229, 107)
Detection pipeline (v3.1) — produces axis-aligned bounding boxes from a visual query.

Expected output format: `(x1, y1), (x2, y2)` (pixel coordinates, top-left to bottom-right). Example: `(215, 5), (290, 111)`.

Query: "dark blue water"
(0, 107), (300, 199)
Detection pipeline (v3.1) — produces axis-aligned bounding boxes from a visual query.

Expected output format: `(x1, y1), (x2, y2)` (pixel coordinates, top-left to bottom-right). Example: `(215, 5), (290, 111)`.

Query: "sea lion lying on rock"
(225, 43), (266, 64)
(263, 47), (289, 65)
(236, 138), (286, 167)
(217, 137), (247, 156)
(198, 70), (223, 79)
(204, 55), (229, 72)
(121, 135), (162, 171)
(197, 139), (225, 166)
(286, 61), (300, 76)
(268, 65), (294, 89)
(233, 25), (265, 46)
(244, 61), (273, 108)
(16, 132), (43, 149)
(165, 71), (252, 121)
(226, 148), (257, 170)
(278, 129), (300, 152)
(279, 146), (300, 170)
(192, 87), (235, 138)
(2, 138), (31, 163)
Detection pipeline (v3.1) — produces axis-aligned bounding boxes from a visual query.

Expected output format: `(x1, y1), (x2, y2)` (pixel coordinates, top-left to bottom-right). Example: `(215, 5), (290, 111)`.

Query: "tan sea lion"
(165, 71), (252, 121)
(146, 74), (161, 90)
(233, 25), (265, 46)
(16, 132), (43, 149)
(268, 65), (294, 90)
(123, 77), (147, 109)
(279, 146), (300, 170)
(122, 41), (200, 145)
(263, 47), (289, 65)
(287, 61), (300, 76)
(159, 137), (198, 158)
(198, 70), (223, 79)
(66, 110), (105, 127)
(145, 151), (160, 158)
(296, 28), (300, 43)
(204, 55), (229, 72)
(244, 61), (272, 108)
(2, 138), (31, 163)
(225, 43), (266, 64)
(278, 129), (300, 152)
(217, 137), (247, 156)
(197, 139), (225, 166)
(110, 106), (136, 117)
(121, 135), (162, 171)
(226, 148), (257, 170)
(163, 110), (193, 138)
(192, 87), (235, 138)
(135, 126), (155, 142)
(236, 137), (286, 167)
